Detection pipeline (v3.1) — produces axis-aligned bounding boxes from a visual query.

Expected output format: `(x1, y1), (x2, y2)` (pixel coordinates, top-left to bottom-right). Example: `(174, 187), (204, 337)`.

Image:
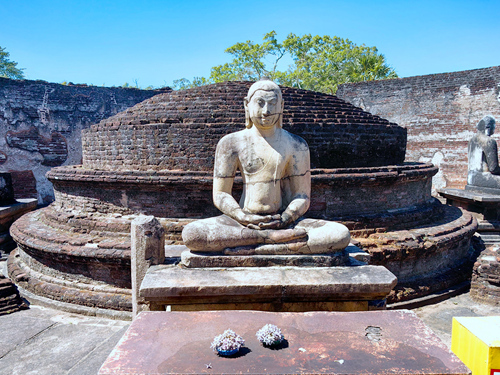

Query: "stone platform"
(99, 310), (469, 375)
(140, 263), (397, 312)
(439, 187), (500, 244)
(0, 198), (37, 259)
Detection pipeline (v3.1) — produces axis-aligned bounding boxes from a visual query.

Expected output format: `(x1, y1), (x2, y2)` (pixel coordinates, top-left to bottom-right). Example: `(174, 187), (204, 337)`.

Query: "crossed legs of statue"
(468, 171), (500, 190)
(182, 215), (351, 255)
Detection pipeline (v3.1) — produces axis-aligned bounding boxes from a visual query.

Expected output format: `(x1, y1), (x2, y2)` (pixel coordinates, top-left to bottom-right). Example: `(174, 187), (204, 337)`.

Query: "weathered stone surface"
(182, 81), (350, 255)
(465, 184), (500, 195)
(0, 77), (165, 203)
(439, 187), (500, 245)
(467, 115), (500, 190)
(99, 310), (469, 375)
(131, 215), (164, 317)
(139, 264), (397, 309)
(180, 248), (350, 268)
(0, 306), (129, 375)
(10, 78), (477, 312)
(0, 274), (27, 315)
(440, 188), (500, 203)
(46, 163), (438, 223)
(471, 246), (500, 305)
(10, 170), (37, 200)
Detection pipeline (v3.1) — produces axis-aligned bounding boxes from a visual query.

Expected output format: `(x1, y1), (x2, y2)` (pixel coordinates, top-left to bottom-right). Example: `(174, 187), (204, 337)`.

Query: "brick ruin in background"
(337, 65), (500, 192)
(0, 78), (167, 203)
(0, 172), (36, 315)
(9, 82), (477, 317)
(4, 66), (499, 204)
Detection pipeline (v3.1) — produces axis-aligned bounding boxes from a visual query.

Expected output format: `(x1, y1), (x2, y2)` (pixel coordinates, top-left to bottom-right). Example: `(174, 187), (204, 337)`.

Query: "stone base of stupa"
(137, 245), (397, 313)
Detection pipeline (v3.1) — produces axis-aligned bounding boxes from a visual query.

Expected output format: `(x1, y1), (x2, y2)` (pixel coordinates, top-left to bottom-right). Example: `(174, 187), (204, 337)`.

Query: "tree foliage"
(0, 46), (24, 79)
(174, 31), (397, 94)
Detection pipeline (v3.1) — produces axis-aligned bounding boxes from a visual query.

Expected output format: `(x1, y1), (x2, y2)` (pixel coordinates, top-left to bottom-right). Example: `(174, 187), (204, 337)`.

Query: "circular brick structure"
(10, 82), (477, 315)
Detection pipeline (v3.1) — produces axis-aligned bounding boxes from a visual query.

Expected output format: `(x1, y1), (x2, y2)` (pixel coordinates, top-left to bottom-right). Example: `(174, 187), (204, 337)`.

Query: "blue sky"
(2, 0), (499, 88)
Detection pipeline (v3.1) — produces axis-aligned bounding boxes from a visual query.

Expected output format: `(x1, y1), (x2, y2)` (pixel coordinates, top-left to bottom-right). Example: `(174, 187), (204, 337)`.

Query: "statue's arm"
(485, 139), (500, 175)
(213, 136), (240, 216)
(281, 145), (311, 226)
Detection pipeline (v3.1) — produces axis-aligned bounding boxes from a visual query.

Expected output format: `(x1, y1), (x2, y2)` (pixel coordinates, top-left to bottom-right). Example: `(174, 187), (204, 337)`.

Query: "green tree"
(175, 32), (397, 94)
(0, 46), (24, 79)
(172, 76), (210, 90)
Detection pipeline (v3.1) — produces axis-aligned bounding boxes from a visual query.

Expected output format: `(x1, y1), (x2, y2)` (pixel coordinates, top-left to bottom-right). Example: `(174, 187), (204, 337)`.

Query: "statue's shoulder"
(283, 129), (309, 151)
(217, 130), (245, 146)
(215, 130), (247, 156)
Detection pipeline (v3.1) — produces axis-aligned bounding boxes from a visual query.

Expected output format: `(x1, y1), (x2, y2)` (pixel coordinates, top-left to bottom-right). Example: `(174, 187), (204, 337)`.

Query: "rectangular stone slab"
(438, 188), (500, 203)
(99, 310), (469, 374)
(140, 265), (397, 305)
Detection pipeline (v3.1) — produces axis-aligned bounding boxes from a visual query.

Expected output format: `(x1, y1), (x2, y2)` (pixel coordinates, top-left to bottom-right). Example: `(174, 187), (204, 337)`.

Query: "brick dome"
(82, 81), (406, 171)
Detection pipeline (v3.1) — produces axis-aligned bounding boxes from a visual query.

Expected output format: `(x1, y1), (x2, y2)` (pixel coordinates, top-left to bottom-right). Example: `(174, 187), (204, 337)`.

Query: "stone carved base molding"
(9, 165), (478, 314)
(8, 248), (132, 314)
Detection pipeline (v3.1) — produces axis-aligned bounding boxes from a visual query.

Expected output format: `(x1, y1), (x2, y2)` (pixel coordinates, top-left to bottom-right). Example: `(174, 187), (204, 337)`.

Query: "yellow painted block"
(452, 316), (500, 375)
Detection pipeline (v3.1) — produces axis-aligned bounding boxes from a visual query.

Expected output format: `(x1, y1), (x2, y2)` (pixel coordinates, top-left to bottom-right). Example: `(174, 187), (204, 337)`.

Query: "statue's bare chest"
(239, 143), (287, 178)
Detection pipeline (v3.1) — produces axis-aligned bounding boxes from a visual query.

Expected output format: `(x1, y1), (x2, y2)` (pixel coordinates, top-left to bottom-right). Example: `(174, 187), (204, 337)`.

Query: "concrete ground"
(1, 259), (499, 375)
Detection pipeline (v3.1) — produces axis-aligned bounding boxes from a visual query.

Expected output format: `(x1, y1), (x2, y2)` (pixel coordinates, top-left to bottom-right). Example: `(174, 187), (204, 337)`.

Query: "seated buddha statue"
(467, 115), (500, 190)
(181, 80), (351, 254)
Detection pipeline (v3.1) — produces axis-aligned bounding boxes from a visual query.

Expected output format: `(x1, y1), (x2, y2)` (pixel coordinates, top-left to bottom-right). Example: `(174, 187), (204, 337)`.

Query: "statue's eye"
(257, 100), (264, 106)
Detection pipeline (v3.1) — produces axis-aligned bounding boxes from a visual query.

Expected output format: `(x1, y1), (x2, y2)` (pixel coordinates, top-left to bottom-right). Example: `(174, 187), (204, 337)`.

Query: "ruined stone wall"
(336, 66), (500, 191)
(0, 78), (164, 203)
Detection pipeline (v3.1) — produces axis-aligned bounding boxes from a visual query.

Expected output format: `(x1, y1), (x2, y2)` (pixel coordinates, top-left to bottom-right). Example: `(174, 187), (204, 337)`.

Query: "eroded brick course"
(337, 66), (500, 190)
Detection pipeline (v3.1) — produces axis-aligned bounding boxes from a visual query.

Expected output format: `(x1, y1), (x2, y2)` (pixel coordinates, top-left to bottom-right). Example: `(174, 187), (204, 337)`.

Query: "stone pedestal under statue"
(136, 244), (396, 313)
(439, 185), (500, 244)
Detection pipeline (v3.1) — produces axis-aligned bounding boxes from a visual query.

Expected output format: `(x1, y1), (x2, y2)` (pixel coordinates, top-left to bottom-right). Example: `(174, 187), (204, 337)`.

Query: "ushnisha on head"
(477, 115), (496, 136)
(244, 79), (284, 129)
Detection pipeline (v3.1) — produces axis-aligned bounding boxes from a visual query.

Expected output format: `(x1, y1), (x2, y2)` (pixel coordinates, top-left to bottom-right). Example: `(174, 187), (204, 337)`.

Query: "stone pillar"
(131, 215), (165, 318)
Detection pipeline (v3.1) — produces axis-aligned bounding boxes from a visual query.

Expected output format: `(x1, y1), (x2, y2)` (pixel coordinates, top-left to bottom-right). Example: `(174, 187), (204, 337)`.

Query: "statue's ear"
(244, 97), (251, 128)
(279, 97), (284, 128)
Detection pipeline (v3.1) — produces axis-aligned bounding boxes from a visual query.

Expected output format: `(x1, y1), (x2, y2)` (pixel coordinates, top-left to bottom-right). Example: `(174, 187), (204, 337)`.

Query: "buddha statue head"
(244, 79), (284, 129)
(477, 115), (496, 136)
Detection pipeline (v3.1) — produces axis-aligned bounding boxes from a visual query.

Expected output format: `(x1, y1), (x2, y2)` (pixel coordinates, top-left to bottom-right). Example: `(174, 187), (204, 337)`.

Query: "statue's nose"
(262, 104), (271, 115)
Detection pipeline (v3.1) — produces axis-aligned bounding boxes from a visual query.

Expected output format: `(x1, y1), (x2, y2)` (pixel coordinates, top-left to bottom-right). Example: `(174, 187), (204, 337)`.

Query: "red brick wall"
(337, 66), (500, 190)
(9, 170), (37, 200)
(83, 82), (406, 172)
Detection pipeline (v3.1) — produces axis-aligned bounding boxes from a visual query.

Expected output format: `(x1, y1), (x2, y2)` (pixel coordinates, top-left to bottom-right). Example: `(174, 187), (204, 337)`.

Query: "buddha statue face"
(485, 119), (495, 136)
(244, 81), (283, 130)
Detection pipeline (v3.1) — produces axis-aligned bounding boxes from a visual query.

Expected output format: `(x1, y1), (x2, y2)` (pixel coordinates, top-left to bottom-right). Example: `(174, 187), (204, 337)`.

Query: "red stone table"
(99, 310), (469, 375)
